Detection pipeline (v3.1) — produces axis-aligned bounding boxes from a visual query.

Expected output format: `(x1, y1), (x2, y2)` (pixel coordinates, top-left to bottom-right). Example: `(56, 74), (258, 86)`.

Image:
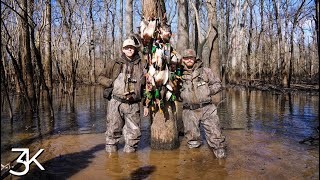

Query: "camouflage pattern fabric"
(180, 60), (226, 151)
(182, 103), (225, 150)
(105, 98), (141, 152)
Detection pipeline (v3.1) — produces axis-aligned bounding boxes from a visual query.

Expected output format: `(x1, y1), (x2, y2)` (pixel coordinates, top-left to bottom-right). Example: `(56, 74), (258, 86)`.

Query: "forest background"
(1, 0), (319, 115)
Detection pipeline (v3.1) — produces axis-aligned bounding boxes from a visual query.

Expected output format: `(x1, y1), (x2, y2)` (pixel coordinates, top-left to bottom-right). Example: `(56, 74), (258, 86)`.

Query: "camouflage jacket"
(180, 60), (221, 105)
(98, 53), (146, 101)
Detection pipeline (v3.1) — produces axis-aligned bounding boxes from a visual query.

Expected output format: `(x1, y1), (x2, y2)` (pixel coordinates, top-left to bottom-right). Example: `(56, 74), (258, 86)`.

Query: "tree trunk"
(175, 0), (187, 135)
(29, 0), (54, 116)
(190, 1), (211, 61)
(208, 0), (220, 77)
(315, 0), (319, 69)
(125, 0), (133, 36)
(228, 0), (244, 84)
(288, 0), (305, 88)
(259, 0), (266, 82)
(177, 0), (189, 53)
(112, 0), (116, 59)
(272, 0), (287, 87)
(150, 102), (179, 149)
(89, 0), (96, 84)
(246, 1), (253, 87)
(142, 0), (179, 150)
(194, 0), (199, 53)
(58, 0), (77, 98)
(103, 0), (110, 68)
(20, 0), (36, 111)
(238, 0), (248, 82)
(1, 60), (13, 120)
(221, 0), (230, 85)
(5, 41), (33, 112)
(44, 0), (52, 92)
(119, 0), (123, 47)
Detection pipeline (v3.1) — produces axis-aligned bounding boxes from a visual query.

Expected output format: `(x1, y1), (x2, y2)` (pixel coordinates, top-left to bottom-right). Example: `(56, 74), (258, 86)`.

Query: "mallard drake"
(152, 48), (164, 68)
(141, 20), (156, 45)
(146, 71), (155, 87)
(140, 20), (148, 39)
(148, 64), (156, 76)
(154, 65), (169, 86)
(160, 24), (171, 43)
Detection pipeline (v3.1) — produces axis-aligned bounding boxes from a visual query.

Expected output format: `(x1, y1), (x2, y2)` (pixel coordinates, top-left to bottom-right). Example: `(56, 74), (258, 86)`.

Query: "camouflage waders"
(182, 103), (225, 151)
(180, 56), (226, 158)
(105, 98), (141, 153)
(98, 53), (145, 153)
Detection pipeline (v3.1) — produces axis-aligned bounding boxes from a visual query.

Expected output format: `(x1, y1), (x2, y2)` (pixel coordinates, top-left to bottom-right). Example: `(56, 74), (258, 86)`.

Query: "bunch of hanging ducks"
(140, 18), (181, 113)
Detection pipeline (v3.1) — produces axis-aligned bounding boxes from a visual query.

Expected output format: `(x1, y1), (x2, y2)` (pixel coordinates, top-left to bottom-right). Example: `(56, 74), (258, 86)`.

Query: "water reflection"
(1, 86), (319, 179)
(1, 86), (107, 154)
(1, 87), (319, 153)
(219, 88), (318, 141)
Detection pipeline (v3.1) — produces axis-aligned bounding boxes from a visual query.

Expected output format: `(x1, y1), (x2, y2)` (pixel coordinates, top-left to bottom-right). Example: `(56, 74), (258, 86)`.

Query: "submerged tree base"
(150, 102), (179, 150)
(150, 138), (179, 150)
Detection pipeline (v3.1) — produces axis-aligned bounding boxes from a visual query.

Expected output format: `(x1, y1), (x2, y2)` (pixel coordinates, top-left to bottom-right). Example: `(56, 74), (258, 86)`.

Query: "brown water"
(1, 86), (319, 179)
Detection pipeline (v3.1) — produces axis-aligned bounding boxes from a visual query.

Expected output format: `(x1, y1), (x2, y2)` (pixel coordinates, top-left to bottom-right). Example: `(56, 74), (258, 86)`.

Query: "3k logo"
(9, 148), (45, 176)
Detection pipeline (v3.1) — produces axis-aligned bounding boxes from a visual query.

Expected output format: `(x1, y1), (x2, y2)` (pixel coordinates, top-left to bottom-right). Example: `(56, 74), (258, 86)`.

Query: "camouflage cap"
(122, 38), (137, 48)
(182, 49), (196, 58)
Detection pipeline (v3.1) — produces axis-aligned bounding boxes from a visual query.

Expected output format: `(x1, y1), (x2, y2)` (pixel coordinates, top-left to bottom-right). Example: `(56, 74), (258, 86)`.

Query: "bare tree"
(44, 0), (52, 91)
(288, 0), (306, 87)
(218, 0), (230, 85)
(246, 0), (254, 86)
(29, 0), (54, 115)
(111, 0), (116, 59)
(227, 0), (247, 84)
(258, 0), (266, 82)
(190, 0), (212, 61)
(57, 0), (78, 98)
(103, 0), (111, 67)
(272, 0), (287, 87)
(194, 0), (199, 53)
(207, 0), (220, 77)
(142, 0), (179, 150)
(177, 0), (189, 53)
(20, 0), (36, 109)
(126, 0), (133, 35)
(89, 0), (96, 84)
(315, 0), (319, 65)
(119, 0), (123, 46)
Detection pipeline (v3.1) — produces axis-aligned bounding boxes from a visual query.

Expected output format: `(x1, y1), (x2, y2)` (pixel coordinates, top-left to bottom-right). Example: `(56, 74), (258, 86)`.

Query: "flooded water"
(1, 86), (319, 179)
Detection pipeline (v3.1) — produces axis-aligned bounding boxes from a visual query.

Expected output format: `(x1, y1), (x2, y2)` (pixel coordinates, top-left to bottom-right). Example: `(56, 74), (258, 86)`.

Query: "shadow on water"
(121, 165), (156, 180)
(17, 144), (105, 180)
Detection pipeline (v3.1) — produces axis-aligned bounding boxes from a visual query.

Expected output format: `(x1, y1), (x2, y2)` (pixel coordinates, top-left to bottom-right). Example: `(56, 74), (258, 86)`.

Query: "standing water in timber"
(1, 86), (318, 179)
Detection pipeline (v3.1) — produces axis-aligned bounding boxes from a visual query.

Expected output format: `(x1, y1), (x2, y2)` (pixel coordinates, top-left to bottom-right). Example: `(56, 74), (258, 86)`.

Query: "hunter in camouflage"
(180, 49), (226, 158)
(98, 38), (146, 153)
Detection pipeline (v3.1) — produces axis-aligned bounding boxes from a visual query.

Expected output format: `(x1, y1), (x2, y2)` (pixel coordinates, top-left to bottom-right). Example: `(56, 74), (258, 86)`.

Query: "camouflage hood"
(182, 59), (203, 75)
(118, 53), (141, 65)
